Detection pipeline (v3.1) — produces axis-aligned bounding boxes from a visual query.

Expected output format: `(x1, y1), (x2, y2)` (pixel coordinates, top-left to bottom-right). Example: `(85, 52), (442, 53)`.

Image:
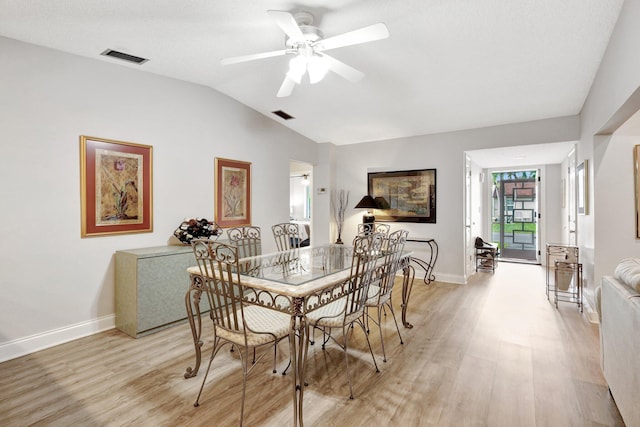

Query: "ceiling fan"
(221, 10), (390, 97)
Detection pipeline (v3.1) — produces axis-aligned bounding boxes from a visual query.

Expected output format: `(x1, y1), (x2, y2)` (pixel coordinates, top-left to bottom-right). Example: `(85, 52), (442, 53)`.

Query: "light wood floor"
(0, 262), (624, 426)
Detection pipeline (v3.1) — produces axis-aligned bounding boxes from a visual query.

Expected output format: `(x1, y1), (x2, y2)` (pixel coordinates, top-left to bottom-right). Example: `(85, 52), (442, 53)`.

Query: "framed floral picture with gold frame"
(80, 135), (153, 237)
(215, 157), (251, 227)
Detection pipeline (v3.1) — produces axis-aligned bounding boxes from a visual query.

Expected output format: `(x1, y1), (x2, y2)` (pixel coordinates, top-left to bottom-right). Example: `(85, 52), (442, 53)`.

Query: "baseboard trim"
(0, 315), (115, 363)
(582, 297), (600, 324)
(396, 268), (464, 285)
(430, 273), (465, 284)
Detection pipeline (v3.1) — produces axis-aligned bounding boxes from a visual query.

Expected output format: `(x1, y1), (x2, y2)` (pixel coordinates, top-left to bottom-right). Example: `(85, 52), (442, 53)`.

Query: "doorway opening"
(289, 160), (312, 245)
(490, 169), (539, 263)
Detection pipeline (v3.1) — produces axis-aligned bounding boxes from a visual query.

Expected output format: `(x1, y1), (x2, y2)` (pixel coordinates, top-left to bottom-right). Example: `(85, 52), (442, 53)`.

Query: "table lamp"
(355, 195), (378, 224)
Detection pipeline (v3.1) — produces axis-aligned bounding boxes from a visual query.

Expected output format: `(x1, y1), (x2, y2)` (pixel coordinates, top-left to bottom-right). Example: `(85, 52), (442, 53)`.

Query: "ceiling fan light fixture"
(287, 54), (307, 84)
(307, 55), (329, 84)
(221, 10), (390, 97)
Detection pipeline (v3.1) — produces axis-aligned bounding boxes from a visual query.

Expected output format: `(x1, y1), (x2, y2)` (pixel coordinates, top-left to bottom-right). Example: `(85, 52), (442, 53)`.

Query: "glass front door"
(491, 170), (539, 262)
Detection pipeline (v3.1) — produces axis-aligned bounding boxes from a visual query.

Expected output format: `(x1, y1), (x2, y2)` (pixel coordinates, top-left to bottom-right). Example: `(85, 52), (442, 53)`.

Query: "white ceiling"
(0, 0), (623, 152)
(467, 141), (576, 169)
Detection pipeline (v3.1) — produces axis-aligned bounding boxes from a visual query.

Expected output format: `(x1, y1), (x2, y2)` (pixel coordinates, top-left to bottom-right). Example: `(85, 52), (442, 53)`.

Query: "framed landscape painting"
(368, 168), (437, 223)
(215, 157), (251, 227)
(80, 135), (153, 237)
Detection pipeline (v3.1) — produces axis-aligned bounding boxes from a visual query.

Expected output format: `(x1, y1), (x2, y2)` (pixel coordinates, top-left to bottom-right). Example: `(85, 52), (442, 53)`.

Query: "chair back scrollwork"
(227, 226), (262, 259)
(272, 222), (302, 251)
(357, 222), (391, 238)
(345, 232), (385, 319)
(191, 240), (246, 337)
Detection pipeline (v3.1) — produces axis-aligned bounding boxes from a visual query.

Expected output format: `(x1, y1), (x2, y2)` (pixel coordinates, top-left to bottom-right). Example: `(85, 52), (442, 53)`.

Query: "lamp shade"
(354, 195), (378, 209)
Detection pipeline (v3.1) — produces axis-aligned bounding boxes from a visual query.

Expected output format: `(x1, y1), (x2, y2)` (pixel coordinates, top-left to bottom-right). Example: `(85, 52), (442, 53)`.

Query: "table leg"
(400, 262), (416, 329)
(184, 274), (206, 379)
(289, 309), (308, 427)
(408, 239), (439, 285)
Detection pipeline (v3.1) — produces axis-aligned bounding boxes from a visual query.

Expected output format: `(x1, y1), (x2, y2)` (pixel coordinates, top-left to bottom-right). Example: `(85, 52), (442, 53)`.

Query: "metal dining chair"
(364, 229), (408, 362)
(305, 233), (383, 399)
(227, 225), (291, 369)
(272, 222), (303, 251)
(191, 240), (291, 426)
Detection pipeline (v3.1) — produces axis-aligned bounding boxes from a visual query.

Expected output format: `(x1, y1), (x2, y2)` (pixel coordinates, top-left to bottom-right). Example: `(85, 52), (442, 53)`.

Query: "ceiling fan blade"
(267, 10), (305, 43)
(320, 53), (365, 83)
(315, 23), (389, 51)
(277, 76), (297, 97)
(221, 49), (287, 65)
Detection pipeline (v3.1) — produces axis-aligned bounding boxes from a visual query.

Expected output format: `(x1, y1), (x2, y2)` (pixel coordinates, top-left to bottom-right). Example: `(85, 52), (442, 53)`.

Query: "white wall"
(580, 0), (640, 299)
(0, 37), (322, 361)
(335, 116), (580, 283)
(594, 132), (640, 281)
(313, 143), (336, 246)
(544, 164), (563, 253)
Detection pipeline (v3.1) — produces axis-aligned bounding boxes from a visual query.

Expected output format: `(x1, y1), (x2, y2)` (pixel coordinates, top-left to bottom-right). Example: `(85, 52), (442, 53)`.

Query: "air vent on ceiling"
(272, 110), (295, 120)
(100, 49), (148, 65)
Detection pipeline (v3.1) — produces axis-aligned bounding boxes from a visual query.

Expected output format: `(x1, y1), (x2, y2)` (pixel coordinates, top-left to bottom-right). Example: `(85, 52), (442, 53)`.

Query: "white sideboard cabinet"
(115, 245), (196, 338)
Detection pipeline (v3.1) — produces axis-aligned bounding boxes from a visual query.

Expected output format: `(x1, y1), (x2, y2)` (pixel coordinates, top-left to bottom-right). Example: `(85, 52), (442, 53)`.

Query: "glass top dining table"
(183, 242), (416, 426)
(237, 244), (355, 288)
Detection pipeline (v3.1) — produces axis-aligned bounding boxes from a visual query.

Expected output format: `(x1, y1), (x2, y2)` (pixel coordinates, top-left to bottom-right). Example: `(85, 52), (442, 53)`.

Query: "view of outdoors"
(491, 170), (538, 261)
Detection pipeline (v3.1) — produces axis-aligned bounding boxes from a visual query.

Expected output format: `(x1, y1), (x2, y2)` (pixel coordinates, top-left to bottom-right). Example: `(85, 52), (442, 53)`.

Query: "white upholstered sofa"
(599, 258), (640, 427)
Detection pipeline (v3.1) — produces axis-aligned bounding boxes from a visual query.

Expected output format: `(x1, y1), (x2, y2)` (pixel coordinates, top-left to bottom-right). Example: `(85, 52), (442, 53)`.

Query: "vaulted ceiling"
(0, 0), (624, 152)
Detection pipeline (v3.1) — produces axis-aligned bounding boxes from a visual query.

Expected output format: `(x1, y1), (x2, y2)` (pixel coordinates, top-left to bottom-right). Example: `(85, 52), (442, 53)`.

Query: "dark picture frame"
(368, 168), (436, 223)
(215, 157), (251, 227)
(80, 135), (153, 237)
